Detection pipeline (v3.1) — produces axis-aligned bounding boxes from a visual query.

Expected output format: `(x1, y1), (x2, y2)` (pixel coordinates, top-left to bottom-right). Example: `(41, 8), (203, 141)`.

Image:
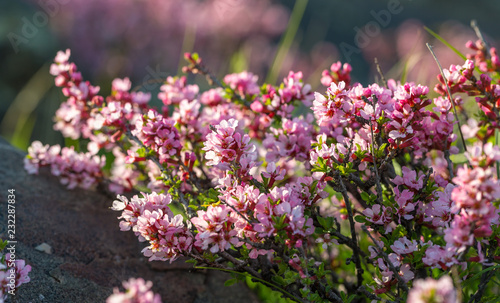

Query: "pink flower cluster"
(253, 184), (316, 248)
(191, 205), (240, 254)
(112, 192), (193, 262)
(385, 82), (432, 150)
(435, 58), (500, 135)
(202, 119), (256, 171)
(26, 42), (500, 301)
(0, 252), (31, 301)
(406, 276), (457, 303)
(158, 76), (199, 106)
(214, 176), (326, 255)
(363, 162), (425, 230)
(311, 77), (457, 175)
(223, 71), (260, 99)
(107, 278), (162, 303)
(50, 49), (102, 140)
(93, 77), (151, 143)
(369, 236), (418, 293)
(24, 141), (104, 190)
(263, 115), (316, 163)
(131, 110), (182, 164)
(466, 39), (500, 73)
(445, 164), (500, 252)
(250, 71), (313, 119)
(320, 61), (352, 87)
(200, 88), (227, 107)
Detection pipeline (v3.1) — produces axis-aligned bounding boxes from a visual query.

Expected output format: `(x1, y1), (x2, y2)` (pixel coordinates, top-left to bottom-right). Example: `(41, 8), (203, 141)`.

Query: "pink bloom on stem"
(203, 119), (256, 170)
(107, 278), (162, 303)
(320, 61), (352, 87)
(158, 76), (199, 105)
(391, 237), (418, 255)
(393, 166), (423, 190)
(223, 71), (260, 98)
(407, 276), (458, 303)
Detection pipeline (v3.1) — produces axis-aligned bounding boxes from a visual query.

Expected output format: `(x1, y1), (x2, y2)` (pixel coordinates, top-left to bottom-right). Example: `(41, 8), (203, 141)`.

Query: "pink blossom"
(263, 116), (315, 163)
(107, 278), (162, 303)
(25, 141), (104, 190)
(191, 205), (240, 253)
(388, 120), (413, 140)
(158, 76), (199, 105)
(391, 237), (418, 255)
(393, 167), (424, 191)
(464, 142), (500, 167)
(112, 192), (192, 262)
(315, 234), (339, 249)
(363, 204), (385, 225)
(279, 71), (314, 106)
(320, 61), (352, 87)
(132, 109), (182, 164)
(0, 253), (31, 300)
(203, 119), (256, 171)
(223, 71), (260, 98)
(200, 88), (226, 106)
(407, 276), (457, 303)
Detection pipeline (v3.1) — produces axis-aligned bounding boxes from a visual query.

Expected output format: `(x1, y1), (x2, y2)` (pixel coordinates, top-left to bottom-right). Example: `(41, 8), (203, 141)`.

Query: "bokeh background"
(1, 0), (500, 151)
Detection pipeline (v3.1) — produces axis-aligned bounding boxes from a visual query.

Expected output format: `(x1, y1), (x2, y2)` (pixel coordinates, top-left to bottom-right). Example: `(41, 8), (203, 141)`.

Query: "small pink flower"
(223, 71), (260, 97)
(391, 237), (418, 255)
(158, 76), (199, 105)
(107, 278), (162, 303)
(407, 276), (457, 303)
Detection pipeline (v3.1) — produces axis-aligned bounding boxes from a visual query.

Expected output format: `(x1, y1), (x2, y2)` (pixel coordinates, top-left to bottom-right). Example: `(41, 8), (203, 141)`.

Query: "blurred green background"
(1, 0), (500, 151)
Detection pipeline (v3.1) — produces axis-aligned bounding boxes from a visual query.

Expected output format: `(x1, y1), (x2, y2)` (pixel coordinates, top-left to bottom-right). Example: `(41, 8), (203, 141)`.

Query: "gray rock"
(0, 138), (261, 303)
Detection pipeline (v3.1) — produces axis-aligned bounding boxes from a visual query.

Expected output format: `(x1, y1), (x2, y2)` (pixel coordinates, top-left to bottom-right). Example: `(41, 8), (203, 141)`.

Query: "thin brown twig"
(374, 58), (388, 88)
(470, 20), (491, 57)
(426, 43), (468, 152)
(443, 149), (455, 180)
(335, 171), (364, 287)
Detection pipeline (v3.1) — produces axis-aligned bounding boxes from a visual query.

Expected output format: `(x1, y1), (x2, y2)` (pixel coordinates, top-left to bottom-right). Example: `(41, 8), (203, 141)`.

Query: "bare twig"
(443, 149), (455, 180)
(470, 20), (491, 57)
(335, 171), (364, 287)
(369, 112), (383, 204)
(426, 43), (468, 152)
(374, 58), (388, 88)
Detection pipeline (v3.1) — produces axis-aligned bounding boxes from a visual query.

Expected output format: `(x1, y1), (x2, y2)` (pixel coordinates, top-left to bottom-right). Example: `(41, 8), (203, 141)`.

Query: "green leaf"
(360, 192), (370, 202)
(271, 275), (287, 286)
(450, 153), (468, 164)
(354, 215), (367, 223)
(462, 265), (500, 288)
(0, 239), (7, 251)
(317, 216), (334, 230)
(224, 278), (238, 287)
(424, 27), (467, 61)
(136, 147), (146, 157)
(392, 159), (402, 176)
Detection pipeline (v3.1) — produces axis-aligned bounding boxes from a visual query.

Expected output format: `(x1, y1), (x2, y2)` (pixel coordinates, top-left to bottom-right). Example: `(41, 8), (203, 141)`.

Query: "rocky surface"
(0, 138), (260, 303)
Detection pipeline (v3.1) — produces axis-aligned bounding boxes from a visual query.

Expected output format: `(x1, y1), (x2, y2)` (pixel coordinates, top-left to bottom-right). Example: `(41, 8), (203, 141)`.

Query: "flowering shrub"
(25, 33), (500, 302)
